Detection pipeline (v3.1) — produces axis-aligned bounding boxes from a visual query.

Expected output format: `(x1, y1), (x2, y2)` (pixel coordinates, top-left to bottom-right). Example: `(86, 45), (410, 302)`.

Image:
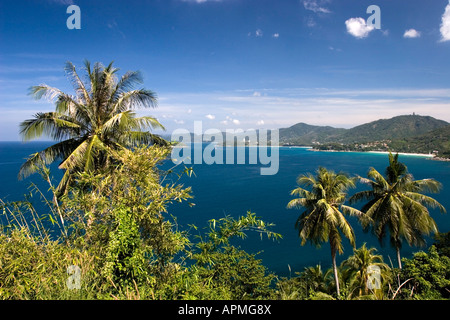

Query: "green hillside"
(388, 125), (450, 158)
(279, 123), (346, 145)
(279, 115), (450, 150)
(337, 115), (449, 144)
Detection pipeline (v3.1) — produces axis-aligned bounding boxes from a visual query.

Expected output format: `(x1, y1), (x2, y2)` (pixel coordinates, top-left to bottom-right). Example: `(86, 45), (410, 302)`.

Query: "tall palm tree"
(287, 167), (361, 297)
(19, 60), (166, 194)
(350, 153), (446, 269)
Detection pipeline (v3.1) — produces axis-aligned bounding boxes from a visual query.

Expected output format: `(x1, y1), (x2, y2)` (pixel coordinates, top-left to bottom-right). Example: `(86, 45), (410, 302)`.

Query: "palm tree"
(350, 153), (446, 269)
(19, 60), (166, 195)
(287, 167), (361, 297)
(340, 243), (389, 298)
(300, 264), (328, 294)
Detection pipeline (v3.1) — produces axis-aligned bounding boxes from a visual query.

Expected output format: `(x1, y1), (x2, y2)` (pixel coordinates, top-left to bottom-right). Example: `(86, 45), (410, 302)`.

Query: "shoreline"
(366, 150), (434, 158)
(309, 148), (443, 159)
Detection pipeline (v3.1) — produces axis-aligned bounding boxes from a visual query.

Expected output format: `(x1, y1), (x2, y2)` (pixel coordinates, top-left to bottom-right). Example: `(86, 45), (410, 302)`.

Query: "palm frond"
(404, 192), (446, 213)
(64, 61), (91, 105)
(120, 131), (169, 147)
(29, 84), (64, 102)
(18, 138), (80, 179)
(111, 89), (158, 114)
(348, 190), (375, 205)
(19, 112), (81, 141)
(110, 70), (144, 103)
(58, 139), (89, 171)
(411, 178), (443, 194)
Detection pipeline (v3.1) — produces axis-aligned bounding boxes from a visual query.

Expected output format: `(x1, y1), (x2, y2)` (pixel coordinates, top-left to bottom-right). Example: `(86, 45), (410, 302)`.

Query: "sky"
(1, 0), (450, 140)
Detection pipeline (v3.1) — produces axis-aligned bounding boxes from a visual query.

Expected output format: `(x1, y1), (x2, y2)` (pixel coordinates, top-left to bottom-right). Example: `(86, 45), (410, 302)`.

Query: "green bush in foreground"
(0, 145), (280, 299)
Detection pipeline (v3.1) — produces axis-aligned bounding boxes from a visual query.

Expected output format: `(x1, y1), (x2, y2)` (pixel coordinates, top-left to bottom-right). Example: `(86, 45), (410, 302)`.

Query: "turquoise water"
(1, 142), (450, 277)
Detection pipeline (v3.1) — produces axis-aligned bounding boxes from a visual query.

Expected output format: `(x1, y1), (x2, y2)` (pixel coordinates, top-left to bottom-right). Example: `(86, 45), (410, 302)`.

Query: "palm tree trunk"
(331, 246), (340, 297)
(396, 247), (402, 269)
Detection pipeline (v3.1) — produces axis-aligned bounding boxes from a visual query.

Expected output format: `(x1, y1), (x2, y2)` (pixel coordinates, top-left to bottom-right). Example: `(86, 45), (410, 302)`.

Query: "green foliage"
(0, 228), (100, 299)
(287, 167), (361, 296)
(1, 144), (283, 300)
(276, 245), (392, 300)
(434, 231), (450, 257)
(186, 212), (282, 300)
(102, 206), (152, 288)
(398, 245), (450, 299)
(350, 153), (446, 268)
(186, 246), (276, 300)
(339, 244), (390, 299)
(388, 125), (450, 157)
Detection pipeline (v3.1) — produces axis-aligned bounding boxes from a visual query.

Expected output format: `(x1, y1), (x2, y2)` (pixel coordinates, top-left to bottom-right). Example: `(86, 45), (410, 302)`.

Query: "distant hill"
(337, 115), (449, 144)
(279, 115), (450, 146)
(279, 123), (346, 145)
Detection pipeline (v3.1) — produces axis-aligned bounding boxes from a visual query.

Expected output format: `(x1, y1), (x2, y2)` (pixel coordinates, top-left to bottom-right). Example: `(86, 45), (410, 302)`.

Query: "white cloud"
(257, 120), (265, 126)
(174, 119), (185, 125)
(328, 46), (342, 52)
(253, 91), (261, 97)
(232, 119), (240, 125)
(305, 17), (316, 28)
(440, 1), (450, 42)
(205, 114), (215, 120)
(303, 0), (331, 14)
(248, 29), (264, 38)
(150, 88), (450, 134)
(403, 29), (421, 38)
(272, 33), (280, 38)
(345, 17), (375, 39)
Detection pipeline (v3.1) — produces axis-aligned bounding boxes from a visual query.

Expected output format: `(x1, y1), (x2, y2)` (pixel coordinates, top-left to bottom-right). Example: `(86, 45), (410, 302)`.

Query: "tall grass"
(0, 170), (102, 299)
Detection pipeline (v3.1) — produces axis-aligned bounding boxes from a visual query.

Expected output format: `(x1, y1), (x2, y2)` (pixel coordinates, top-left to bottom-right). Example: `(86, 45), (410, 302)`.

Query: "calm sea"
(1, 141), (450, 277)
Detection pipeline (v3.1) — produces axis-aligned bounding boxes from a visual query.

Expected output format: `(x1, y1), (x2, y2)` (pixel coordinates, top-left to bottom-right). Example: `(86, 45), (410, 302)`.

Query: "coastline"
(366, 150), (434, 158)
(309, 148), (444, 159)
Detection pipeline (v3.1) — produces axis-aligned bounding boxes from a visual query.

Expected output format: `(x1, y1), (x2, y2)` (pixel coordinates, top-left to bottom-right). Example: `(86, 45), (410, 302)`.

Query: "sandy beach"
(366, 151), (435, 158)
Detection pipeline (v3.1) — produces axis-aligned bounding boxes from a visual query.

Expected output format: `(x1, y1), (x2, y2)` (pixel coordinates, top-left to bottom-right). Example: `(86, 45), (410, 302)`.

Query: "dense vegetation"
(1, 62), (448, 300)
(388, 125), (450, 158)
(0, 146), (281, 299)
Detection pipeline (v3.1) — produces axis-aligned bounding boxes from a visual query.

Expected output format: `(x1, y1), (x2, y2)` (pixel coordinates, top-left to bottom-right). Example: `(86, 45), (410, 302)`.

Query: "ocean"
(1, 141), (450, 277)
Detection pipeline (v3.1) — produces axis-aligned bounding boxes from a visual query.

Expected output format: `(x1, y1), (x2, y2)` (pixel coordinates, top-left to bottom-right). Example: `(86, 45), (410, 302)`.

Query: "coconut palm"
(340, 243), (389, 298)
(287, 167), (361, 297)
(19, 60), (166, 194)
(300, 264), (328, 294)
(350, 153), (446, 269)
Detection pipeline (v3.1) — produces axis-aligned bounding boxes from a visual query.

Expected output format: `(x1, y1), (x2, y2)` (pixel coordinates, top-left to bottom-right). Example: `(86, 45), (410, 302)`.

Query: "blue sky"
(1, 0), (450, 140)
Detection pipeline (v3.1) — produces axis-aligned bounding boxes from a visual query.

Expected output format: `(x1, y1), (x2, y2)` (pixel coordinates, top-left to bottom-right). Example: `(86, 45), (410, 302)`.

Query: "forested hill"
(280, 115), (449, 147)
(389, 125), (450, 158)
